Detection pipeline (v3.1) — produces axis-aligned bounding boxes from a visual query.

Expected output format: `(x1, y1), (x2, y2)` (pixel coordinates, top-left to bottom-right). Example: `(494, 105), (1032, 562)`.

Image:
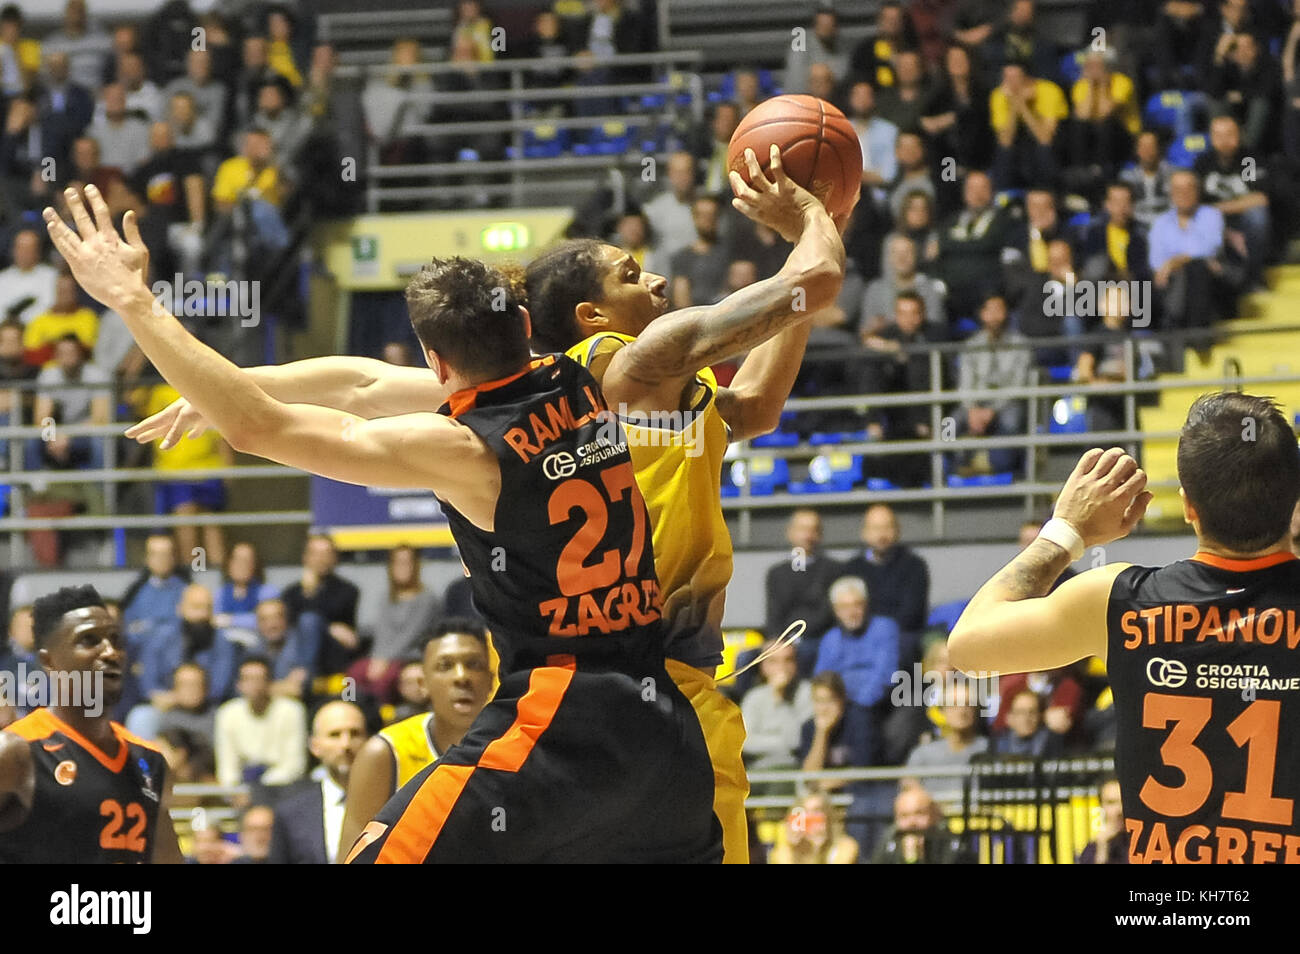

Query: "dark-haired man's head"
(172, 662), (208, 712)
(241, 127), (272, 167)
(32, 585), (122, 706)
(255, 598), (289, 644)
(1104, 182), (1133, 226)
(420, 617), (493, 735)
(53, 334), (87, 373)
(894, 291), (926, 336)
(524, 240), (669, 354)
(237, 657), (272, 710)
(302, 533), (337, 576)
(1177, 392), (1300, 553)
(979, 293), (1008, 334)
(405, 256), (532, 384)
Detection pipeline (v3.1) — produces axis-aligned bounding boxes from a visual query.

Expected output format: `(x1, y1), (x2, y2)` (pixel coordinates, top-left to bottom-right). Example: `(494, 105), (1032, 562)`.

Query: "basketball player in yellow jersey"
(512, 147), (854, 862)
(337, 619), (493, 859)
(130, 147), (852, 862)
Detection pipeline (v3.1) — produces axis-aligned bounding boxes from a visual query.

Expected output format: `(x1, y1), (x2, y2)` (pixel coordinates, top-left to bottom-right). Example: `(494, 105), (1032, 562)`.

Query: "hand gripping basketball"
(728, 144), (822, 243)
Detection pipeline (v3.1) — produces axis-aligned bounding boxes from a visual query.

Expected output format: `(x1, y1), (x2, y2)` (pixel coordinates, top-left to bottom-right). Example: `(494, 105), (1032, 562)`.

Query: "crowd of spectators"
(0, 529), (493, 862)
(592, 0), (1300, 483)
(0, 0), (361, 562)
(739, 504), (1123, 861)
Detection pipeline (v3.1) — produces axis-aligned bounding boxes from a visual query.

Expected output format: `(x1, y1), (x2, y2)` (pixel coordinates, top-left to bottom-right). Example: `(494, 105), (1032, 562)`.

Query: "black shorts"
(346, 655), (722, 863)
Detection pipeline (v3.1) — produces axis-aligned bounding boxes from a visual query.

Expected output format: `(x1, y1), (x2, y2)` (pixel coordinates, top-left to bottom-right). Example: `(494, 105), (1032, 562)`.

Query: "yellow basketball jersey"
(377, 712), (439, 791)
(568, 332), (733, 670)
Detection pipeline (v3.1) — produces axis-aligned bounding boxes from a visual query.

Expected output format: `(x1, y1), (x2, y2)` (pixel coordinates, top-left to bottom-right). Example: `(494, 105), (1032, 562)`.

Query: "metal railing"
(0, 379), (307, 566)
(331, 51), (704, 212)
(723, 322), (1300, 542)
(170, 754), (1114, 863)
(4, 322), (1298, 563)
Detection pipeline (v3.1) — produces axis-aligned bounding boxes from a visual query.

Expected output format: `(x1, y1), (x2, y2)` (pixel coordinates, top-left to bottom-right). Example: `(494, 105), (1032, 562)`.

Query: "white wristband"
(1038, 518), (1084, 562)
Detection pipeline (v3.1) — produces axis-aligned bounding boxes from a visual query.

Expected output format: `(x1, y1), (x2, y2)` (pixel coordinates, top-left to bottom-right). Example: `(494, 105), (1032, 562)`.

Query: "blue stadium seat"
(953, 316), (980, 338)
(728, 457), (789, 496)
(927, 598), (971, 634)
(1166, 133), (1207, 169)
(751, 430), (800, 448)
(0, 484), (9, 517)
(1066, 211), (1091, 230)
(946, 471), (1015, 488)
(456, 148), (480, 162)
(1059, 50), (1085, 85)
(523, 124), (567, 159)
(995, 188), (1025, 208)
(1050, 396), (1089, 433)
(1143, 90), (1204, 138)
(788, 452), (863, 494)
(809, 430), (869, 446)
(866, 477), (898, 491)
(1045, 364), (1074, 384)
(1143, 90), (1186, 130)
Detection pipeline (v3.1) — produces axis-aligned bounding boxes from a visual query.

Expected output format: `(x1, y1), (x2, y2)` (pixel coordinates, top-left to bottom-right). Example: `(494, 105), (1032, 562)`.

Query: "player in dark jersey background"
(950, 392), (1300, 863)
(0, 584), (184, 863)
(43, 186), (719, 863)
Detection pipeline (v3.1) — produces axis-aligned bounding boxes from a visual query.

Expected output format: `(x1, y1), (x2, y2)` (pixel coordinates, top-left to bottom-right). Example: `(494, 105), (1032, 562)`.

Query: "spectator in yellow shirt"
(266, 8), (303, 87)
(138, 382), (231, 567)
(23, 273), (98, 367)
(989, 61), (1067, 190)
(212, 128), (282, 212)
(0, 4), (40, 96)
(452, 1), (497, 62)
(1064, 51), (1141, 201)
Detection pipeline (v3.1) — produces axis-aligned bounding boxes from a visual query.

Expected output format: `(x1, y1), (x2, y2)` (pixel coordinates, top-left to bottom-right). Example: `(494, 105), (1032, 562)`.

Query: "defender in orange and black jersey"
(347, 355), (722, 864)
(0, 708), (167, 864)
(1107, 550), (1300, 864)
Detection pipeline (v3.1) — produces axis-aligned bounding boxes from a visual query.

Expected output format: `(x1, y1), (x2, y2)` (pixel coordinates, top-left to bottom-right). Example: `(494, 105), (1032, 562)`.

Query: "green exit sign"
(481, 223), (530, 252)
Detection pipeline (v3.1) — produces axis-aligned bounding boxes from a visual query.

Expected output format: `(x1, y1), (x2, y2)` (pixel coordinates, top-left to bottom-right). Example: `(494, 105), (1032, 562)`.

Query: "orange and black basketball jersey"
(437, 354), (665, 677)
(0, 708), (168, 864)
(1106, 550), (1300, 863)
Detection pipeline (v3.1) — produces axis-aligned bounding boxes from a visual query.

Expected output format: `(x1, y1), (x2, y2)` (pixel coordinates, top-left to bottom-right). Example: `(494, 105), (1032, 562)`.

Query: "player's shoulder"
(115, 722), (164, 759)
(566, 331), (635, 367)
(379, 711), (429, 745)
(3, 708), (58, 743)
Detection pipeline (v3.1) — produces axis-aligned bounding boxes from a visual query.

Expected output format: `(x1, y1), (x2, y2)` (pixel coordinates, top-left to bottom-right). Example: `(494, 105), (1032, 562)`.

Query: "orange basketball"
(727, 94), (862, 220)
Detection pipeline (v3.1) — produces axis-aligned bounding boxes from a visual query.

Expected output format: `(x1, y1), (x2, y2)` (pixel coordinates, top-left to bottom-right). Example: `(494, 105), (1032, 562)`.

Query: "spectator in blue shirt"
(121, 532), (190, 648)
(846, 80), (898, 207)
(248, 598), (318, 700)
(0, 605), (37, 720)
(1148, 169), (1229, 349)
(814, 575), (901, 718)
(214, 541), (280, 644)
(139, 583), (239, 708)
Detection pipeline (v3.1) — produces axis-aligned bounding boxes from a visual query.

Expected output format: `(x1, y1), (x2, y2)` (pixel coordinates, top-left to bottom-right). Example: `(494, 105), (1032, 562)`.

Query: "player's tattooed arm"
(0, 731), (34, 832)
(714, 316), (812, 441)
(949, 448), (1150, 675)
(603, 146), (844, 412)
(985, 538), (1076, 602)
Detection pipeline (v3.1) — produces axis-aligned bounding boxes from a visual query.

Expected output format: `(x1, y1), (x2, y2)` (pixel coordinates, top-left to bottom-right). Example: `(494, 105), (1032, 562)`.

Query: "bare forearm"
(628, 213), (842, 384)
(119, 287), (279, 448)
(718, 317), (812, 440)
(965, 538), (1073, 614)
(246, 357), (403, 415)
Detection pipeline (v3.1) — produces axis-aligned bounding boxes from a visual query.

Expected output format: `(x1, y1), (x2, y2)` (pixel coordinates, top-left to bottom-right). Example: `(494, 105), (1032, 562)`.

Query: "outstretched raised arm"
(45, 186), (497, 523)
(602, 145), (848, 417)
(948, 448), (1151, 675)
(127, 358), (450, 449)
